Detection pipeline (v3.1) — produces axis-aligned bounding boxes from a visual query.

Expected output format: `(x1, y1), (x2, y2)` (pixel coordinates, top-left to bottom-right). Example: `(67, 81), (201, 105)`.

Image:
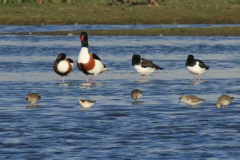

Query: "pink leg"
(194, 75), (196, 81)
(86, 75), (89, 83)
(94, 75), (97, 83)
(61, 76), (65, 83)
(199, 75), (201, 81)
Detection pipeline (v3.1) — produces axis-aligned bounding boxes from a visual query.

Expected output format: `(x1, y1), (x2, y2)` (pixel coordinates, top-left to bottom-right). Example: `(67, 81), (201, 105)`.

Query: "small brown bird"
(76, 99), (96, 108)
(178, 95), (204, 106)
(216, 95), (234, 109)
(131, 89), (143, 100)
(26, 93), (41, 106)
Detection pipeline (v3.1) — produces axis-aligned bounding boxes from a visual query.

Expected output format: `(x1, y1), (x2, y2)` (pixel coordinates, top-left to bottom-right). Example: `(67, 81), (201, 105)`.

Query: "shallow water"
(0, 32), (240, 159)
(1, 24), (240, 33)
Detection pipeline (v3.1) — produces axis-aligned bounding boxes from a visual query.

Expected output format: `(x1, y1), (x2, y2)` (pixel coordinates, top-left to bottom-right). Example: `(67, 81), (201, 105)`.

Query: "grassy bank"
(4, 27), (240, 36)
(1, 0), (240, 25)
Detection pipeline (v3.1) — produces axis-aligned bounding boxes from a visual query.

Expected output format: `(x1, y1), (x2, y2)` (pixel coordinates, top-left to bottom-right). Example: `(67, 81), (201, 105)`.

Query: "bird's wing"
(196, 59), (209, 70)
(141, 58), (163, 69)
(92, 53), (102, 61)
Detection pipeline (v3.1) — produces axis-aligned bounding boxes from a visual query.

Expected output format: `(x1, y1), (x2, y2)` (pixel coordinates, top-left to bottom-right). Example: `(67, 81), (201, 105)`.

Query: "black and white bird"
(186, 55), (209, 81)
(53, 53), (75, 83)
(132, 54), (163, 80)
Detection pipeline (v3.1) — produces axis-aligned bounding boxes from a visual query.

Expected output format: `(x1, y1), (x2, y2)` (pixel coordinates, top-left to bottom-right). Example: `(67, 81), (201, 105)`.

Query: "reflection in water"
(132, 101), (143, 105)
(59, 83), (70, 87)
(26, 104), (41, 108)
(185, 106), (204, 109)
(134, 80), (153, 83)
(79, 82), (96, 86)
(190, 81), (208, 85)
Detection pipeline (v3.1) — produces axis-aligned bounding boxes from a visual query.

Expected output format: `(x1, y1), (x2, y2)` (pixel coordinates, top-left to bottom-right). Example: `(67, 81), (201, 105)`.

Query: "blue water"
(1, 28), (240, 159)
(1, 24), (240, 33)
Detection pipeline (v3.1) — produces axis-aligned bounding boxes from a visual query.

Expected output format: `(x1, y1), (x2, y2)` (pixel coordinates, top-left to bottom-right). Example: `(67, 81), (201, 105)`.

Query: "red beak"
(81, 35), (84, 41)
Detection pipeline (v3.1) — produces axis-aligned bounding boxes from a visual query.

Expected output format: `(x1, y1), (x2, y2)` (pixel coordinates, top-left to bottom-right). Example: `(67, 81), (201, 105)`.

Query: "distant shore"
(1, 1), (240, 36)
(2, 27), (240, 36)
(1, 1), (240, 25)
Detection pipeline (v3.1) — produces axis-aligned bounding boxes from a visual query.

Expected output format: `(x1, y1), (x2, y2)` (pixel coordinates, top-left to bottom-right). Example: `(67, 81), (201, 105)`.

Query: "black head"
(187, 55), (195, 60)
(55, 53), (66, 63)
(186, 54), (196, 66)
(132, 54), (141, 66)
(80, 32), (88, 47)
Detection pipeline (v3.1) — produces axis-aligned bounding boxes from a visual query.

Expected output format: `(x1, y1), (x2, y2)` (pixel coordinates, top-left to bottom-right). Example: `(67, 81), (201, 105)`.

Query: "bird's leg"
(199, 75), (201, 82)
(86, 75), (89, 83)
(142, 74), (146, 80)
(94, 76), (97, 83)
(61, 76), (65, 83)
(194, 75), (196, 81)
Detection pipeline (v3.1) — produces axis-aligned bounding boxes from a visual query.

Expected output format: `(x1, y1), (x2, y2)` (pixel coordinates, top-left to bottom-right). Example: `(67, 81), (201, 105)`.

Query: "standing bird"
(178, 95), (204, 106)
(26, 93), (41, 106)
(216, 95), (234, 109)
(132, 54), (163, 80)
(76, 99), (96, 109)
(131, 89), (143, 100)
(186, 55), (209, 81)
(77, 32), (108, 83)
(53, 53), (75, 83)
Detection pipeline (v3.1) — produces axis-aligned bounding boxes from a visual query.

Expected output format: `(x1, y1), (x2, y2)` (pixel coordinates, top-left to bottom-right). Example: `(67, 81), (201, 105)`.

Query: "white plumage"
(187, 62), (206, 75)
(133, 65), (155, 75)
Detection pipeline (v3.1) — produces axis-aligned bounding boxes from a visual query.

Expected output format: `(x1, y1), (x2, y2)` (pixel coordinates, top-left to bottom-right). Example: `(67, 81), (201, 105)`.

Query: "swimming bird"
(76, 99), (96, 108)
(216, 95), (234, 109)
(131, 89), (143, 100)
(53, 53), (75, 83)
(132, 54), (163, 80)
(26, 93), (41, 106)
(178, 95), (204, 106)
(77, 32), (108, 83)
(186, 55), (209, 81)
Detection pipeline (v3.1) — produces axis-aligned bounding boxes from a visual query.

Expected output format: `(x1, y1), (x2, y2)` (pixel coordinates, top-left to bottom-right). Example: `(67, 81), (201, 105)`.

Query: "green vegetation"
(4, 27), (240, 36)
(1, 0), (240, 25)
(1, 0), (240, 36)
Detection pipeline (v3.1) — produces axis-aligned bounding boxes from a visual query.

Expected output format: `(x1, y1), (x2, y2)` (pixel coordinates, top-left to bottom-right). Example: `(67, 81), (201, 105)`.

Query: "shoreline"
(2, 27), (240, 36)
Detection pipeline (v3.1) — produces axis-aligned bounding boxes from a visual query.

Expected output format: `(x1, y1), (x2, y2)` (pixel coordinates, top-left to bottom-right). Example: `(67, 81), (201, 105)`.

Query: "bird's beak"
(76, 100), (80, 106)
(178, 99), (181, 105)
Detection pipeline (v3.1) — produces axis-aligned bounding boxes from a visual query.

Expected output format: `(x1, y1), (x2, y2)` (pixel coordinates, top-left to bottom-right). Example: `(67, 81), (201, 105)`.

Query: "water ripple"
(0, 33), (240, 159)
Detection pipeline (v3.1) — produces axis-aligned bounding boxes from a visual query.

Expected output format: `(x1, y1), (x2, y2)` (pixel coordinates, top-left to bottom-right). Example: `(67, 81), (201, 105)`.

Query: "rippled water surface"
(1, 30), (240, 159)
